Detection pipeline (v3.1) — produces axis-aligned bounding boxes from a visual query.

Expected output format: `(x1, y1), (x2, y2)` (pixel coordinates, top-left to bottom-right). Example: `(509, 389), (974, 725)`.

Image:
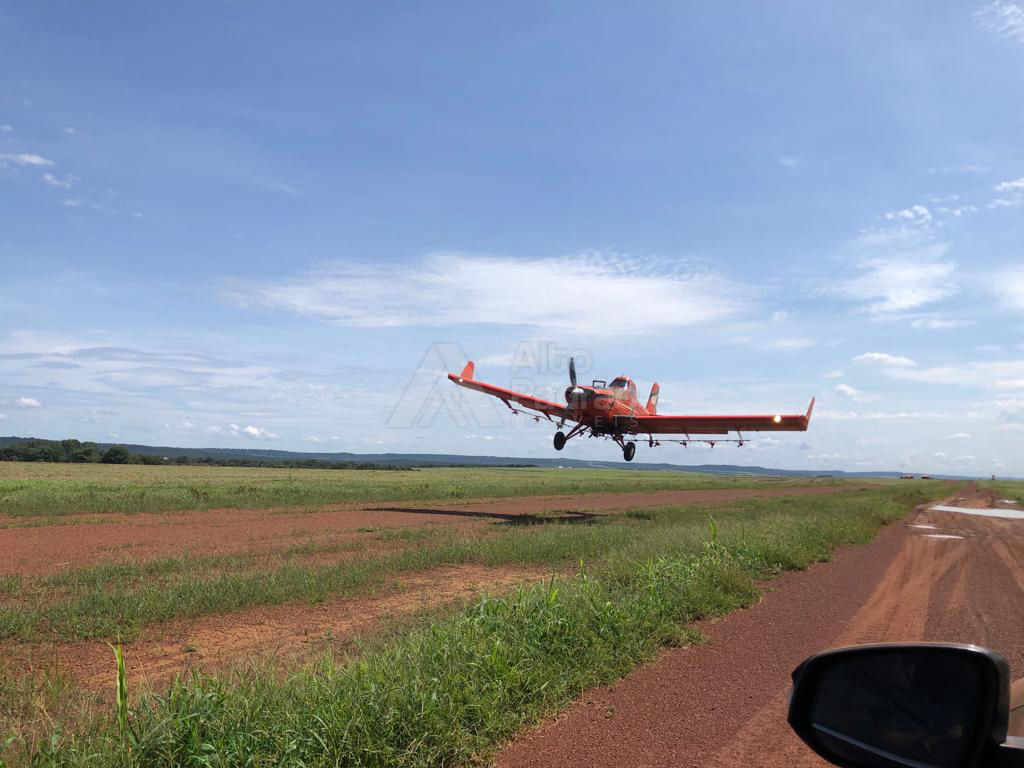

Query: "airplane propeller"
(565, 356), (586, 407)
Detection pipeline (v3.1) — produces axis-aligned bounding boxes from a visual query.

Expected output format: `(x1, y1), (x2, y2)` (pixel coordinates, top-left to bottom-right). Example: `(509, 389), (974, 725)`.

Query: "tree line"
(0, 438), (412, 470)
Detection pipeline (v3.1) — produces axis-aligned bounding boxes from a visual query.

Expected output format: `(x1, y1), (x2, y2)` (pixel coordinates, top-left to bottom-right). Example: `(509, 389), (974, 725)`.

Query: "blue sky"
(2, 2), (1023, 475)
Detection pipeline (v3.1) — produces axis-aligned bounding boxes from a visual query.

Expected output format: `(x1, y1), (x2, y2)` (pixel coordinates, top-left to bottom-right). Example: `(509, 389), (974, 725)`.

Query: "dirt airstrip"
(0, 484), (861, 577)
(1, 484), (861, 694)
(496, 486), (1024, 768)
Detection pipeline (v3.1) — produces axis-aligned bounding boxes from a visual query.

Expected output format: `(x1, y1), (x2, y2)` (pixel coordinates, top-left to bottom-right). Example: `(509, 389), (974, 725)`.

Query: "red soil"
(496, 487), (1024, 768)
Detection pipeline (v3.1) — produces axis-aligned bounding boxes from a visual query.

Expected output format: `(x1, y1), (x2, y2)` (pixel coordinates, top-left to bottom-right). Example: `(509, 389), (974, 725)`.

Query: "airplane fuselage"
(564, 376), (648, 434)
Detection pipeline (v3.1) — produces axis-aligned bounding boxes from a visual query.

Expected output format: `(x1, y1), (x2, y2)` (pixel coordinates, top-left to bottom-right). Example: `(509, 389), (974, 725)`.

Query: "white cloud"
(820, 370), (844, 379)
(256, 179), (303, 198)
(64, 127), (76, 136)
(241, 425), (278, 439)
(837, 246), (957, 315)
(927, 164), (989, 175)
(0, 153), (55, 168)
(63, 198), (82, 207)
(237, 252), (754, 336)
(0, 125), (12, 133)
(933, 451), (947, 459)
(885, 359), (1024, 389)
(884, 205), (932, 225)
(0, 413), (6, 419)
(15, 397), (42, 408)
(991, 266), (1024, 311)
(853, 352), (917, 368)
(990, 178), (1024, 210)
(770, 310), (788, 323)
(995, 177), (1024, 193)
(303, 435), (321, 442)
(934, 205), (977, 219)
(976, 2), (1024, 42)
(988, 197), (1023, 210)
(948, 433), (971, 439)
(834, 383), (877, 403)
(42, 172), (77, 188)
(910, 316), (973, 330)
(777, 156), (800, 169)
(768, 337), (816, 350)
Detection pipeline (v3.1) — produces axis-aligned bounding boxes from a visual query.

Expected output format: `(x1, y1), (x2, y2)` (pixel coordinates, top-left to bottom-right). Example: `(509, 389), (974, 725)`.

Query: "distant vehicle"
(449, 357), (814, 462)
(788, 642), (1024, 768)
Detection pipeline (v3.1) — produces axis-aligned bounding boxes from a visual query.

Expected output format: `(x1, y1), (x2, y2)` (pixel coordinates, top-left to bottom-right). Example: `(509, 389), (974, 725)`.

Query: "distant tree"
(100, 445), (132, 464)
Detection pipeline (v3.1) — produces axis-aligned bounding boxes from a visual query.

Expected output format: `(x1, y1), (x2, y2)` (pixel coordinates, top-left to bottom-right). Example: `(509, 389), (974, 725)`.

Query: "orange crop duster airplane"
(449, 357), (814, 462)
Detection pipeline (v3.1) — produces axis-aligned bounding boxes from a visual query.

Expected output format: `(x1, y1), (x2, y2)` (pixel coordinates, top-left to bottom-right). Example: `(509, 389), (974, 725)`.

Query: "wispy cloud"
(777, 155), (800, 169)
(255, 179), (303, 198)
(995, 177), (1024, 193)
(834, 383), (877, 402)
(927, 164), (989, 175)
(836, 245), (957, 315)
(884, 204), (932, 226)
(0, 153), (54, 168)
(975, 1), (1024, 43)
(42, 172), (77, 188)
(910, 315), (973, 330)
(884, 359), (1024, 389)
(853, 352), (917, 368)
(0, 125), (12, 134)
(768, 337), (816, 350)
(15, 397), (42, 408)
(989, 177), (1024, 209)
(992, 266), (1024, 311)
(235, 252), (755, 336)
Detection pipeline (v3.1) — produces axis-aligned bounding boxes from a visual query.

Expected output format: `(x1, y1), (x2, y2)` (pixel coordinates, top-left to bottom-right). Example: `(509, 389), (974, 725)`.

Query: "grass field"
(0, 472), (947, 767)
(0, 462), (843, 518)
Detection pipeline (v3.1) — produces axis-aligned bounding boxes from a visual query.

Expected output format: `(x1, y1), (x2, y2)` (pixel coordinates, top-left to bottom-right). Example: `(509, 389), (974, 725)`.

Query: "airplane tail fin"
(646, 382), (660, 415)
(458, 361), (475, 381)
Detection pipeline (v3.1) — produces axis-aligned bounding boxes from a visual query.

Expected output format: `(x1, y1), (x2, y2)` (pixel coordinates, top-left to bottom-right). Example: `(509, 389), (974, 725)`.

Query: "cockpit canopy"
(609, 377), (637, 397)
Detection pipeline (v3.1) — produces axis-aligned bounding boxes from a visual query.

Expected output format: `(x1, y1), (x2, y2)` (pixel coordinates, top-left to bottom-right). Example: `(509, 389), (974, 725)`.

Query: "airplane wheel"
(553, 431), (567, 451)
(623, 442), (636, 462)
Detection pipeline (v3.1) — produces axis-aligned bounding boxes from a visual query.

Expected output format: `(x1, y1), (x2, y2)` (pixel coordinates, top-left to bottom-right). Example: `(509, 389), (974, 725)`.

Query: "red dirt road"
(496, 488), (1024, 768)
(0, 484), (861, 577)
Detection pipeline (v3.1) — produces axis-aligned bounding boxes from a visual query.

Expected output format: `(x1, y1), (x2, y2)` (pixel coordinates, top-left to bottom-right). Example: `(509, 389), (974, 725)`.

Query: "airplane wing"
(614, 398), (815, 435)
(448, 361), (574, 422)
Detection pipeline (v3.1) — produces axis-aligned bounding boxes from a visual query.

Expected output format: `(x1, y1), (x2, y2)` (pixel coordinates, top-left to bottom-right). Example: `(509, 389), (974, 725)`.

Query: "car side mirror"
(788, 643), (1024, 768)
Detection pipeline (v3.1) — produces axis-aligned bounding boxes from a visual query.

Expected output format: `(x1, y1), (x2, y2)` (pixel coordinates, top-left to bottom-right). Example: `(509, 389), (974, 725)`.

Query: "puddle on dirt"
(931, 505), (1024, 520)
(923, 534), (965, 540)
(909, 524), (938, 530)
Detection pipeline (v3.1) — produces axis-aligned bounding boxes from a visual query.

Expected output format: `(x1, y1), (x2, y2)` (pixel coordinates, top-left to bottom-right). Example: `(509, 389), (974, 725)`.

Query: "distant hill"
(0, 435), (993, 479)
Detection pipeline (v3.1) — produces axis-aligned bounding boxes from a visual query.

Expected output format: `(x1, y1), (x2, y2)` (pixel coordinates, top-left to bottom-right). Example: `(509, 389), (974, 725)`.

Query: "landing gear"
(553, 431), (567, 451)
(623, 442), (636, 462)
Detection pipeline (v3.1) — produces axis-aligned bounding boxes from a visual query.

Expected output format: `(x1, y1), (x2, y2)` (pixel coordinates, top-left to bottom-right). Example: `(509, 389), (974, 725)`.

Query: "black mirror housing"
(788, 643), (1012, 768)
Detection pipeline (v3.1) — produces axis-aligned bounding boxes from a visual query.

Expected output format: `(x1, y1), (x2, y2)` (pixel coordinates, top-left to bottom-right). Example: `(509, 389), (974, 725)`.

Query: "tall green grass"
(3, 485), (939, 767)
